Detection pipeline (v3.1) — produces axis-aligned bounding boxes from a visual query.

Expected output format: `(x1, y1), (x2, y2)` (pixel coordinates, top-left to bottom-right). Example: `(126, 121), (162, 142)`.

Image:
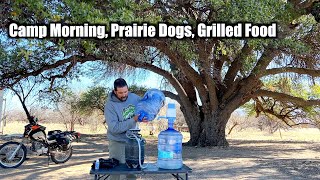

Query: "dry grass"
(0, 121), (192, 141)
(227, 127), (320, 142)
(2, 121), (319, 142)
(0, 122), (320, 179)
(0, 121), (107, 135)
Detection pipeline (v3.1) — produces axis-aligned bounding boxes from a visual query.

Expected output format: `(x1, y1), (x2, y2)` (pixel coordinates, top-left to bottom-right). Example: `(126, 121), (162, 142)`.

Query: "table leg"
(186, 173), (188, 180)
(94, 174), (110, 180)
(172, 173), (184, 180)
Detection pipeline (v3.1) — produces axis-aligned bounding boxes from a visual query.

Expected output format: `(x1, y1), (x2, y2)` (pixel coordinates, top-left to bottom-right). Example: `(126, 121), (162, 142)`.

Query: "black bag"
(92, 158), (119, 169)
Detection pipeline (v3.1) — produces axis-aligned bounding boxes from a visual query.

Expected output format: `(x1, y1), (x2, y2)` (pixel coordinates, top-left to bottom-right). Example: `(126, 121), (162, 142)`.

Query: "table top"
(90, 163), (192, 175)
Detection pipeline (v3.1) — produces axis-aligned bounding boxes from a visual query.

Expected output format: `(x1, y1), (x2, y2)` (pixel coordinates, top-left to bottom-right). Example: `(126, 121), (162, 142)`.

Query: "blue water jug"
(157, 103), (183, 169)
(135, 89), (165, 122)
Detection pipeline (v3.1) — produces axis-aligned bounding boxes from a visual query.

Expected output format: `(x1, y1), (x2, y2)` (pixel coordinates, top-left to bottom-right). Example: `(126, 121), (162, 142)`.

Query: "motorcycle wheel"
(50, 146), (73, 164)
(0, 141), (27, 168)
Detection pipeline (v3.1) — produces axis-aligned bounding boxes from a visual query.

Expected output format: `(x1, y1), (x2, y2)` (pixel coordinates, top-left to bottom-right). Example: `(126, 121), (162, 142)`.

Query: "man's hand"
(134, 114), (148, 122)
(133, 114), (139, 122)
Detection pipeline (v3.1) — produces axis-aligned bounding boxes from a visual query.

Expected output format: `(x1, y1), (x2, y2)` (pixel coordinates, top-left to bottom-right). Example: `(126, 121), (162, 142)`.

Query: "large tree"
(0, 0), (320, 146)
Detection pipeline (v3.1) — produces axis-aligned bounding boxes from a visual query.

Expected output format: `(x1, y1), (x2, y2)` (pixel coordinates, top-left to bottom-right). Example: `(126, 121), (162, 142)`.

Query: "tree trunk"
(182, 104), (231, 147)
(180, 105), (202, 146)
(70, 114), (75, 131)
(70, 121), (74, 131)
(20, 101), (33, 123)
(201, 111), (230, 147)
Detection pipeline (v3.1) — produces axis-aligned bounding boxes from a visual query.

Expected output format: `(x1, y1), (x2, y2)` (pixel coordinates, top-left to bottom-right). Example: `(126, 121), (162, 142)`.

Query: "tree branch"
(197, 40), (218, 111)
(254, 97), (317, 127)
(7, 55), (96, 87)
(123, 57), (194, 112)
(214, 55), (227, 91)
(288, 0), (319, 9)
(262, 67), (320, 77)
(48, 62), (75, 91)
(223, 42), (253, 89)
(148, 39), (208, 105)
(162, 90), (180, 103)
(253, 90), (320, 106)
(252, 47), (281, 77)
(222, 45), (291, 113)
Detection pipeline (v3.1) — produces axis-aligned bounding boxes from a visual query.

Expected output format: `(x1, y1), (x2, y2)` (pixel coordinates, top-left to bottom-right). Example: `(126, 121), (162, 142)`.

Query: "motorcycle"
(0, 117), (80, 168)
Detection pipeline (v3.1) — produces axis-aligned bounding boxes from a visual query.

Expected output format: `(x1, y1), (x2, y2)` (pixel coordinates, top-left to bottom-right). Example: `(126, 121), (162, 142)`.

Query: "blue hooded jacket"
(104, 91), (141, 142)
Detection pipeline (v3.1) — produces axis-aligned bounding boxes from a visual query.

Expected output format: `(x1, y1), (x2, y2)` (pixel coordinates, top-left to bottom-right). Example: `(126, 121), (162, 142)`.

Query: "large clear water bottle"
(135, 89), (165, 122)
(157, 103), (183, 169)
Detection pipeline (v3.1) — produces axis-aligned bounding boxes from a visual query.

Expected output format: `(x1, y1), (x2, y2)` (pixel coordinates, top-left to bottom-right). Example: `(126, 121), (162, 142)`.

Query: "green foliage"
(62, 0), (106, 23)
(245, 76), (320, 126)
(217, 0), (289, 23)
(170, 41), (198, 62)
(72, 84), (147, 115)
(242, 100), (256, 117)
(81, 41), (97, 55)
(271, 39), (310, 54)
(240, 51), (258, 77)
(309, 84), (320, 99)
(76, 86), (108, 115)
(263, 77), (309, 99)
(11, 0), (48, 22)
(129, 85), (147, 97)
(311, 2), (320, 22)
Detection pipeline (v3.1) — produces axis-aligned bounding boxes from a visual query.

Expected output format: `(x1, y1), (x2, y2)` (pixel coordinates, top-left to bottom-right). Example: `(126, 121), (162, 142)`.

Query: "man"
(104, 78), (142, 180)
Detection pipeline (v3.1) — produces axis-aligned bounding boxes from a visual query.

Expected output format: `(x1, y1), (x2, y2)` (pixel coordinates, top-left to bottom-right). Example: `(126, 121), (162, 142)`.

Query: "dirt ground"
(0, 131), (320, 180)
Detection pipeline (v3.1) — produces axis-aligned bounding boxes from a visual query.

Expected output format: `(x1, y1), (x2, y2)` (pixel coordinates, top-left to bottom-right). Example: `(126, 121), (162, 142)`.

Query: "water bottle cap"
(168, 103), (175, 109)
(138, 110), (146, 122)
